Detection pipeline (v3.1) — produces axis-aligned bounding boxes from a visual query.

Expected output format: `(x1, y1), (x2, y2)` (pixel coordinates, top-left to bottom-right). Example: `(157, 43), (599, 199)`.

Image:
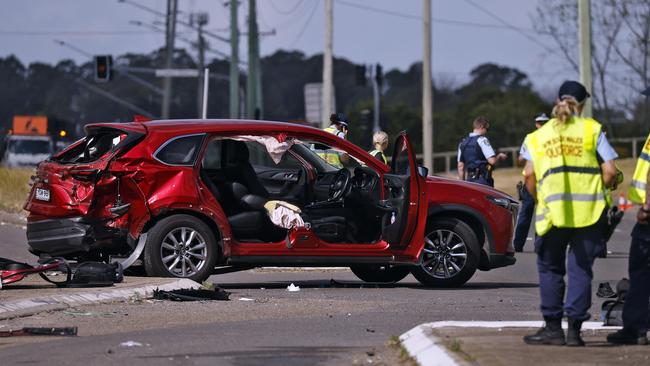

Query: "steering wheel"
(328, 168), (351, 202)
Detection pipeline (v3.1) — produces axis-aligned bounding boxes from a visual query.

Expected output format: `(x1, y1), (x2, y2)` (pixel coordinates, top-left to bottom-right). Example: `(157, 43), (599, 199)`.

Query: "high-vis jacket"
(316, 126), (344, 168)
(629, 133), (650, 204)
(369, 149), (388, 165)
(527, 117), (607, 235)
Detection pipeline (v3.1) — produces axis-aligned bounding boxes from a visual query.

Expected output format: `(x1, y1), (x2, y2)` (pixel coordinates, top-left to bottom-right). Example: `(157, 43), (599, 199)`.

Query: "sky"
(0, 0), (575, 97)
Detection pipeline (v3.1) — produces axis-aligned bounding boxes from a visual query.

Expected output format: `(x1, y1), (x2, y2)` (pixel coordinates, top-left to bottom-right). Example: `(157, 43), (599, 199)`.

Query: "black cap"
(330, 113), (349, 126)
(558, 80), (590, 103)
(642, 87), (650, 96)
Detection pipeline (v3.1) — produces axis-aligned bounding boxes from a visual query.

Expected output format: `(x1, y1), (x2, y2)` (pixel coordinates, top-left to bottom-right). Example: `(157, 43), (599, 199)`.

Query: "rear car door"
(382, 133), (421, 249)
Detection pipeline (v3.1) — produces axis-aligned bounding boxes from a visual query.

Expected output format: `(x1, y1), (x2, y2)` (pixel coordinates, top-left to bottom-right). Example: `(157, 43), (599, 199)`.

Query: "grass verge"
(388, 335), (418, 366)
(0, 167), (32, 213)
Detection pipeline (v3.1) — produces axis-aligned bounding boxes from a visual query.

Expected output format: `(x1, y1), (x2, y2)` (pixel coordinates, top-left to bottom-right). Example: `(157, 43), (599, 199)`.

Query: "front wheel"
(350, 265), (411, 283)
(144, 214), (219, 282)
(411, 218), (480, 288)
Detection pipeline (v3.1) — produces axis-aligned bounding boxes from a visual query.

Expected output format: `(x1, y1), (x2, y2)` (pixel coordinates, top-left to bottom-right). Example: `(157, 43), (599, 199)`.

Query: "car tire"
(411, 217), (480, 288)
(350, 265), (411, 283)
(144, 214), (218, 282)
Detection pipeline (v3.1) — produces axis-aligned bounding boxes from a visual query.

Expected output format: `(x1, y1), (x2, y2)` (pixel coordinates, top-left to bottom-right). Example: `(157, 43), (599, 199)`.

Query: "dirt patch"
(433, 326), (650, 366)
(0, 167), (31, 214)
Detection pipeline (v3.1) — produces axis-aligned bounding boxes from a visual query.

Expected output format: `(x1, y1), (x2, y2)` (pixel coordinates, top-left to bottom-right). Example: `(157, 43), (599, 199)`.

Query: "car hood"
(426, 175), (516, 201)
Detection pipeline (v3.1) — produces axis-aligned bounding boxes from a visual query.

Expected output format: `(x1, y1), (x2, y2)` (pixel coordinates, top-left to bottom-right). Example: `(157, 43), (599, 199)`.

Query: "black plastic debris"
(153, 287), (230, 301)
(67, 262), (124, 288)
(596, 282), (617, 298)
(0, 327), (77, 337)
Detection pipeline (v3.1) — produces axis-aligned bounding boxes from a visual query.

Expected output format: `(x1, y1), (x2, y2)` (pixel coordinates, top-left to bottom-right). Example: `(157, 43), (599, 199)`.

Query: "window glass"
(202, 139), (222, 169)
(155, 134), (204, 165)
(392, 137), (410, 175)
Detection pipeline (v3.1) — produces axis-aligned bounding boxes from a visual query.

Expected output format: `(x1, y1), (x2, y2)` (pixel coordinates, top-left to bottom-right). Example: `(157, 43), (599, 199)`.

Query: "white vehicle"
(1, 135), (53, 167)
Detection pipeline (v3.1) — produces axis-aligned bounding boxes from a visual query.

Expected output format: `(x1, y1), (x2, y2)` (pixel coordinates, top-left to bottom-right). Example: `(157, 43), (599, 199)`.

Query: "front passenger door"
(382, 133), (421, 248)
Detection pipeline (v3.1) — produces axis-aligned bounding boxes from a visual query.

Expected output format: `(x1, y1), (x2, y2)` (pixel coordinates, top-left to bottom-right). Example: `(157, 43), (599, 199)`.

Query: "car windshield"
(303, 140), (364, 170)
(8, 139), (52, 154)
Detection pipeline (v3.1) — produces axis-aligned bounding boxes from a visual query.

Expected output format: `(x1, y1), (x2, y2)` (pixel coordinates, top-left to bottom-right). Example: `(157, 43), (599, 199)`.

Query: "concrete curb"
(0, 278), (200, 320)
(399, 321), (622, 366)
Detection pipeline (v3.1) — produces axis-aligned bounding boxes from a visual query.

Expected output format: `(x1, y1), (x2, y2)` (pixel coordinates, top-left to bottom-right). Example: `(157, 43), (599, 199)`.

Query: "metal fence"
(417, 137), (646, 174)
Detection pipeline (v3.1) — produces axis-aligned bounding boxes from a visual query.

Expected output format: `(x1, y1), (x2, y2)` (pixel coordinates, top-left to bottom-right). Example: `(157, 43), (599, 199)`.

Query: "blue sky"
(0, 0), (573, 96)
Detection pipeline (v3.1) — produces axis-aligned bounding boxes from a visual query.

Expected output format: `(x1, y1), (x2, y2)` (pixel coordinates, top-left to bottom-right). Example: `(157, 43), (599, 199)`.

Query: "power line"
(0, 30), (157, 36)
(289, 0), (319, 48)
(269, 0), (304, 15)
(335, 0), (539, 34)
(462, 0), (555, 53)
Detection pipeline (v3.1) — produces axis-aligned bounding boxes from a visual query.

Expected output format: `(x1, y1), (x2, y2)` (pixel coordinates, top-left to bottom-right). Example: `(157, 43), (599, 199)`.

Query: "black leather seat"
(223, 141), (269, 198)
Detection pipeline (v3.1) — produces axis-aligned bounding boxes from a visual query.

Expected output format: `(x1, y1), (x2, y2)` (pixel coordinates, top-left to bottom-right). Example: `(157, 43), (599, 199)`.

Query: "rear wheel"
(144, 214), (218, 282)
(350, 265), (411, 283)
(411, 218), (479, 287)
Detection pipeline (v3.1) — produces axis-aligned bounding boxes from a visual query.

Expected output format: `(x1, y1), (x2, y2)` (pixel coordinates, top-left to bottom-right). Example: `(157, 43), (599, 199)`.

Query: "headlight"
(487, 195), (511, 209)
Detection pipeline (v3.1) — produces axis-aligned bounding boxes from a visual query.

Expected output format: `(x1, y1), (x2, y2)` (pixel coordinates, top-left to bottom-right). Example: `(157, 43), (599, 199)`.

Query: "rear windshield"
(52, 129), (137, 164)
(8, 139), (52, 155)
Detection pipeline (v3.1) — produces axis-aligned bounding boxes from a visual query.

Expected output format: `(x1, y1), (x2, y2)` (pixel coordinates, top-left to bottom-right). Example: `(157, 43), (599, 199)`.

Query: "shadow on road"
(214, 279), (539, 290)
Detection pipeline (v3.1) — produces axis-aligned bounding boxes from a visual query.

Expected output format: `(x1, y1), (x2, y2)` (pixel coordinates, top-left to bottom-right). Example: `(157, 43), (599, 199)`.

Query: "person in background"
(317, 113), (350, 168)
(457, 116), (507, 187)
(607, 86), (650, 346)
(522, 80), (618, 347)
(513, 113), (550, 252)
(369, 130), (389, 164)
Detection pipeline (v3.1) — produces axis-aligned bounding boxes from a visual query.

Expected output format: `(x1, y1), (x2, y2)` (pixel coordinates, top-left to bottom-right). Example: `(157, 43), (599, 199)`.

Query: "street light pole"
(422, 0), (433, 172)
(322, 0), (333, 129)
(578, 0), (593, 118)
(229, 0), (240, 118)
(161, 0), (178, 119)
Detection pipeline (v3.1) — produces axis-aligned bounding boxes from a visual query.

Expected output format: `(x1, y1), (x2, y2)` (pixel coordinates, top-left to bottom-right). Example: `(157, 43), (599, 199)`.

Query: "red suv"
(24, 120), (517, 286)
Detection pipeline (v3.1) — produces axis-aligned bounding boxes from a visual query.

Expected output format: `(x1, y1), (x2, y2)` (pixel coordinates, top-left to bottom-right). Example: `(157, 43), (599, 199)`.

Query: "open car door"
(382, 132), (421, 249)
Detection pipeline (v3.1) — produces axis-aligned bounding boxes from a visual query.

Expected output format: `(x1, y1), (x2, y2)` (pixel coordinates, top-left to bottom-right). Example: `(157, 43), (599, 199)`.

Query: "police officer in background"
(457, 116), (507, 187)
(513, 113), (550, 252)
(607, 86), (650, 346)
(522, 81), (618, 346)
(369, 130), (389, 164)
(317, 113), (350, 168)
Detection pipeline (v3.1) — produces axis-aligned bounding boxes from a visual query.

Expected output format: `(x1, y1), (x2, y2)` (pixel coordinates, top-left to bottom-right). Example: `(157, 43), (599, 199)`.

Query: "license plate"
(35, 188), (50, 202)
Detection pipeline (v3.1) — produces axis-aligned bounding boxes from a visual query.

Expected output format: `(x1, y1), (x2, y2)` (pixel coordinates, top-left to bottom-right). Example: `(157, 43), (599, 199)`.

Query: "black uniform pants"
(623, 223), (650, 334)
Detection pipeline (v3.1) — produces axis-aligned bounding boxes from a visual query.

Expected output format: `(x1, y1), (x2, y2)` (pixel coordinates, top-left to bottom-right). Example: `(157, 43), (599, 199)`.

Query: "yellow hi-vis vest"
(369, 149), (388, 165)
(629, 133), (650, 204)
(527, 117), (606, 235)
(317, 126), (343, 168)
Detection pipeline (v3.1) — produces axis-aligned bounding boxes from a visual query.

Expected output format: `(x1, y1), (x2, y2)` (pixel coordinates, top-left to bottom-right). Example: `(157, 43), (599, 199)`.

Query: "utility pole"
(371, 65), (380, 133)
(193, 12), (208, 118)
(322, 0), (333, 129)
(422, 0), (433, 172)
(247, 0), (261, 119)
(229, 0), (240, 118)
(161, 0), (178, 119)
(579, 0), (593, 118)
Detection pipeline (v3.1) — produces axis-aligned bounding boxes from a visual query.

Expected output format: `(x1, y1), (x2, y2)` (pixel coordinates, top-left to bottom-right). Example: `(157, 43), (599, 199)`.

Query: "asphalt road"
(0, 213), (638, 365)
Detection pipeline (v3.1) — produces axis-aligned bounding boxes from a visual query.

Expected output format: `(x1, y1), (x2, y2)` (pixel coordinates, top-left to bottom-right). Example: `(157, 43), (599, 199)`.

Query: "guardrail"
(416, 137), (645, 174)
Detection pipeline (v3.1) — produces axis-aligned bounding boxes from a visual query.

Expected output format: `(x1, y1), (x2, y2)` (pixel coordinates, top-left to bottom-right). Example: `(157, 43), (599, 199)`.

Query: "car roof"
(85, 119), (392, 173)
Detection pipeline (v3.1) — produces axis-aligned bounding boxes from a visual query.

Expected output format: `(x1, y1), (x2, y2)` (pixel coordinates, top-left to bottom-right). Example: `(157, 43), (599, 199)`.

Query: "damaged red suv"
(24, 119), (517, 286)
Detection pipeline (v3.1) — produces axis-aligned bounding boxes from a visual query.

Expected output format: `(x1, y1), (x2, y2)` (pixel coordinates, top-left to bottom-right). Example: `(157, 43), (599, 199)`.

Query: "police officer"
(513, 113), (550, 252)
(317, 113), (350, 168)
(457, 116), (507, 187)
(607, 86), (650, 346)
(522, 81), (618, 346)
(369, 130), (389, 164)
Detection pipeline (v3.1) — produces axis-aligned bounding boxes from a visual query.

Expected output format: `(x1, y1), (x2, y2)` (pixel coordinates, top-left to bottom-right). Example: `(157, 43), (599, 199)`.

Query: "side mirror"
(418, 165), (429, 177)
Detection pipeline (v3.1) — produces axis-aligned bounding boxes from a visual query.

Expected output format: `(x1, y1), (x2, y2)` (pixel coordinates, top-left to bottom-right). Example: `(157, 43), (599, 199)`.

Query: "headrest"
(230, 141), (249, 163)
(230, 182), (249, 200)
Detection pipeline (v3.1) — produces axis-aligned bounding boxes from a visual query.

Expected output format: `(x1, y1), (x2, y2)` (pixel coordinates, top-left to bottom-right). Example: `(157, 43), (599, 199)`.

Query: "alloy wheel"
(420, 229), (468, 279)
(160, 227), (208, 277)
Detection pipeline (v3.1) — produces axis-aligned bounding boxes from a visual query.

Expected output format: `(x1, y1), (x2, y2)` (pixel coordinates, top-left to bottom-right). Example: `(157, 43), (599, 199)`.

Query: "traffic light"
(94, 55), (113, 82)
(375, 64), (383, 87)
(355, 65), (366, 86)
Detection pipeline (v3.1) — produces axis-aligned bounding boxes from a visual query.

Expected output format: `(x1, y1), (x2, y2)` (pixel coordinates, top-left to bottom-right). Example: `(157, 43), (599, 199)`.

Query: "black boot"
(566, 318), (585, 347)
(523, 317), (565, 345)
(607, 328), (649, 345)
